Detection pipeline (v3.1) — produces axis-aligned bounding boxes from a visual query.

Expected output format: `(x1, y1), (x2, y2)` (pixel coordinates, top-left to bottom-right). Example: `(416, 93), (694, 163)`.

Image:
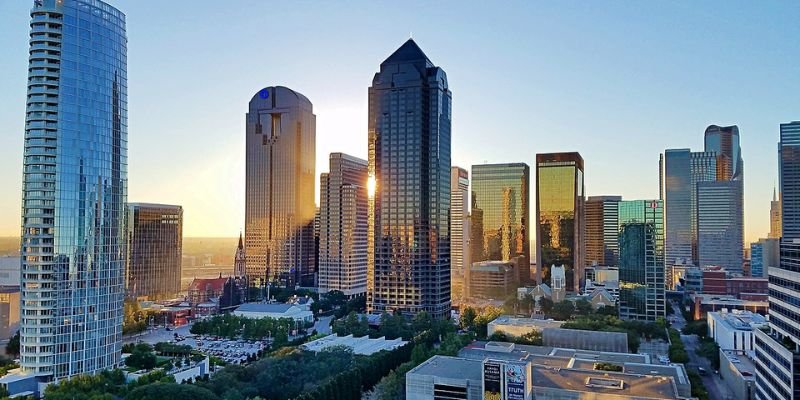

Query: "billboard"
(482, 360), (503, 400)
(503, 362), (526, 400)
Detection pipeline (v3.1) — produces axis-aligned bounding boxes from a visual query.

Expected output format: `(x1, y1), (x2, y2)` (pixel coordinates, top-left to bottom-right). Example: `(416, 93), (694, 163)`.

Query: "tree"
(411, 311), (433, 334)
(460, 307), (477, 330)
(539, 297), (554, 316)
(550, 300), (575, 321)
(574, 299), (592, 316)
(126, 343), (157, 370)
(6, 331), (19, 358)
(127, 383), (220, 400)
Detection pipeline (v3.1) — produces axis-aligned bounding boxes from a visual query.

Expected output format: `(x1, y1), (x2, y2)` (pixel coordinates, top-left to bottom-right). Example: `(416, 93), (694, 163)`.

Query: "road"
(669, 300), (734, 400)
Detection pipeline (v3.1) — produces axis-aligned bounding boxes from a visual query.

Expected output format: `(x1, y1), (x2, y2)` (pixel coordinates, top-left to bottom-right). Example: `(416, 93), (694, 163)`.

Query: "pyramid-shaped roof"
(382, 39), (432, 66)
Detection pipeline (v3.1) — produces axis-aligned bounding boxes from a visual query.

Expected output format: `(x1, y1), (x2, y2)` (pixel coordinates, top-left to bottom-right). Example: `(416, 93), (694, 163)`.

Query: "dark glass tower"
(585, 196), (622, 267)
(20, 0), (127, 380)
(470, 163), (530, 285)
(245, 86), (316, 288)
(125, 203), (183, 300)
(617, 200), (665, 321)
(367, 39), (451, 318)
(536, 152), (585, 293)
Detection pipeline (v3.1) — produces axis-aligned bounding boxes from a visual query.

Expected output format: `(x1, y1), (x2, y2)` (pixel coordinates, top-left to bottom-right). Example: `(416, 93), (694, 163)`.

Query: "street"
(669, 300), (734, 400)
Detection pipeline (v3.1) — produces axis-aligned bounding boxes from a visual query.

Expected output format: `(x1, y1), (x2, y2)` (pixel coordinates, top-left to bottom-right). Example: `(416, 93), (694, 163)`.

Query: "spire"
(774, 185), (777, 202)
(238, 231), (243, 249)
(382, 38), (431, 66)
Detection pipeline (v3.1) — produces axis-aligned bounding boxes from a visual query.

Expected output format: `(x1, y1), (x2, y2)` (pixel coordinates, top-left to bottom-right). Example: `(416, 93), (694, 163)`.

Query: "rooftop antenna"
(410, 31), (413, 39)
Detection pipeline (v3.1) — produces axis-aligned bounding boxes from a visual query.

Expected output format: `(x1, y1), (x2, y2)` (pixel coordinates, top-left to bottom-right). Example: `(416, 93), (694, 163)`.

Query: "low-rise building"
(702, 266), (768, 298)
(690, 294), (768, 320)
(468, 261), (515, 299)
(232, 303), (314, 324)
(301, 334), (407, 355)
(720, 349), (756, 400)
(487, 316), (563, 338)
(707, 310), (768, 351)
(542, 328), (629, 353)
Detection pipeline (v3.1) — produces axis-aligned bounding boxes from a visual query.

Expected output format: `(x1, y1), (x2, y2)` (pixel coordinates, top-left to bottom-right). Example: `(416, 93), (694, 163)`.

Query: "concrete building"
(233, 303), (314, 324)
(750, 238), (779, 278)
(0, 257), (20, 287)
(720, 349), (756, 400)
(542, 328), (629, 353)
(450, 167), (470, 302)
(301, 334), (407, 355)
(367, 39), (451, 318)
(468, 261), (515, 299)
(487, 316), (564, 338)
(125, 203), (183, 300)
(318, 153), (368, 298)
(701, 266), (768, 298)
(690, 294), (768, 320)
(245, 86), (316, 287)
(585, 196), (622, 267)
(707, 310), (768, 351)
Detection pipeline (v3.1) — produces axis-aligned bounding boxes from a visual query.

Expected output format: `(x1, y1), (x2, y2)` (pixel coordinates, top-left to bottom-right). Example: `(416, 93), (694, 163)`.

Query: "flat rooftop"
(721, 350), (756, 380)
(301, 334), (407, 355)
(710, 311), (767, 331)
(532, 366), (679, 399)
(489, 316), (564, 329)
(408, 355), (483, 381)
(692, 293), (768, 307)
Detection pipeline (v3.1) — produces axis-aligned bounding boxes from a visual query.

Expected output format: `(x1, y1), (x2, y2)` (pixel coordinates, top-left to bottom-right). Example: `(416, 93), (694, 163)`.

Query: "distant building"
(471, 163), (531, 285)
(318, 153), (368, 298)
(585, 196), (622, 267)
(451, 167), (470, 303)
(701, 266), (767, 298)
(233, 303), (313, 324)
(0, 257), (20, 287)
(697, 180), (744, 273)
(233, 234), (248, 302)
(245, 86), (316, 287)
(302, 334), (407, 355)
(125, 203), (183, 300)
(550, 265), (566, 302)
(750, 238), (779, 278)
(367, 39), (451, 318)
(487, 316), (564, 338)
(187, 275), (243, 315)
(770, 188), (782, 239)
(690, 293), (768, 320)
(617, 200), (665, 321)
(468, 261), (515, 300)
(542, 328), (629, 353)
(707, 310), (767, 351)
(0, 287), (20, 342)
(536, 153), (585, 292)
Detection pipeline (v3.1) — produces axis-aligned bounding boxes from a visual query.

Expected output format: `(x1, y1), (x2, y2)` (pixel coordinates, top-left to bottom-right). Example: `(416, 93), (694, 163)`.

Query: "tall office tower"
(770, 187), (783, 239)
(705, 124), (743, 181)
(696, 181), (744, 272)
(450, 167), (470, 302)
(617, 200), (665, 321)
(124, 204), (182, 300)
(245, 86), (316, 288)
(470, 163), (530, 285)
(536, 153), (585, 292)
(19, 0), (127, 380)
(585, 196), (622, 267)
(754, 121), (800, 400)
(662, 149), (717, 266)
(318, 153), (369, 298)
(367, 39), (451, 318)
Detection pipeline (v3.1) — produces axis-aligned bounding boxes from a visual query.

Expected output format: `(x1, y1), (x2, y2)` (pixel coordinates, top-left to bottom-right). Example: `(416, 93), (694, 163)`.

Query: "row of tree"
(190, 313), (296, 344)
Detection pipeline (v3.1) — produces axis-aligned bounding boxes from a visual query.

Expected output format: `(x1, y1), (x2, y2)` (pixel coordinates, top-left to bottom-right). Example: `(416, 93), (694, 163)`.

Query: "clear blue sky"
(0, 1), (798, 242)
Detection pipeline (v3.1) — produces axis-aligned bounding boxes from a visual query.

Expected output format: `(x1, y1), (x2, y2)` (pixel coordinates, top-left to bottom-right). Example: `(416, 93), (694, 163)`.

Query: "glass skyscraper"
(470, 163), (530, 285)
(20, 0), (127, 380)
(696, 180), (744, 273)
(124, 203), (182, 300)
(617, 200), (665, 322)
(245, 86), (316, 288)
(585, 196), (622, 267)
(450, 167), (470, 302)
(755, 121), (800, 400)
(318, 153), (368, 298)
(367, 39), (451, 318)
(536, 153), (584, 292)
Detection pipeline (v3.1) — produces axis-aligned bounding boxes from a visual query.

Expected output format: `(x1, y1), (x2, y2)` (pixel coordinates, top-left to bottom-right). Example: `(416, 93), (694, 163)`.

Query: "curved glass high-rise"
(20, 0), (127, 380)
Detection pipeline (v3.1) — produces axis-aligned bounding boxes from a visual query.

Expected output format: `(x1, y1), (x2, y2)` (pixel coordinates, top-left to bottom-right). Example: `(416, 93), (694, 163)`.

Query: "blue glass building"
(367, 39), (451, 318)
(617, 200), (665, 321)
(20, 0), (127, 380)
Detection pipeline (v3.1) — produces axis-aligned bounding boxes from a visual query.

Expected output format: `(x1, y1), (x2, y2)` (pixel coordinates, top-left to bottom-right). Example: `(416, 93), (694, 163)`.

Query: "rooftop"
(302, 334), (407, 356)
(721, 350), (756, 380)
(531, 365), (679, 399)
(489, 316), (564, 329)
(408, 355), (483, 381)
(709, 310), (767, 331)
(235, 303), (296, 314)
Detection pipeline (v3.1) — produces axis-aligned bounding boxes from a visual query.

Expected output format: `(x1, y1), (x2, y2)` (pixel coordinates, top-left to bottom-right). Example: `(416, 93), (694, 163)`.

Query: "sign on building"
(482, 360), (502, 400)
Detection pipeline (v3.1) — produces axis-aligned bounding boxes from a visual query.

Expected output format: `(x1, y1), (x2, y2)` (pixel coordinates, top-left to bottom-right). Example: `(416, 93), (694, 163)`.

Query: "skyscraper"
(750, 238), (778, 278)
(705, 124), (744, 181)
(585, 196), (622, 267)
(367, 39), (451, 318)
(770, 187), (782, 239)
(696, 180), (744, 273)
(754, 121), (800, 400)
(662, 149), (717, 266)
(245, 86), (316, 288)
(450, 167), (470, 302)
(536, 152), (584, 292)
(470, 163), (530, 285)
(617, 200), (665, 321)
(318, 153), (368, 298)
(124, 203), (183, 300)
(19, 0), (127, 380)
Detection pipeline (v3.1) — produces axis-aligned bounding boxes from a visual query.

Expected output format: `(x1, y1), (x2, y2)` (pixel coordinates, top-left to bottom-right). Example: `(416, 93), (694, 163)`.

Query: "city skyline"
(1, 1), (799, 243)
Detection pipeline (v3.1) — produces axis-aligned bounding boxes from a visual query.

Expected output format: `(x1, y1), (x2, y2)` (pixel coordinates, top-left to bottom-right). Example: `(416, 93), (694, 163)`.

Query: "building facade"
(367, 39), (451, 318)
(245, 86), (316, 287)
(318, 153), (369, 298)
(470, 163), (530, 285)
(585, 195), (622, 267)
(124, 203), (182, 300)
(751, 238), (779, 278)
(755, 121), (800, 400)
(450, 167), (470, 302)
(697, 180), (744, 273)
(770, 188), (782, 239)
(19, 0), (127, 381)
(617, 200), (665, 321)
(535, 153), (584, 293)
(468, 261), (515, 300)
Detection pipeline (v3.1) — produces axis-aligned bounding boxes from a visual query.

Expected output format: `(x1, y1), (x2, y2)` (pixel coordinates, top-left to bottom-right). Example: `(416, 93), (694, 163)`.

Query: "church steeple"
(234, 231), (246, 278)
